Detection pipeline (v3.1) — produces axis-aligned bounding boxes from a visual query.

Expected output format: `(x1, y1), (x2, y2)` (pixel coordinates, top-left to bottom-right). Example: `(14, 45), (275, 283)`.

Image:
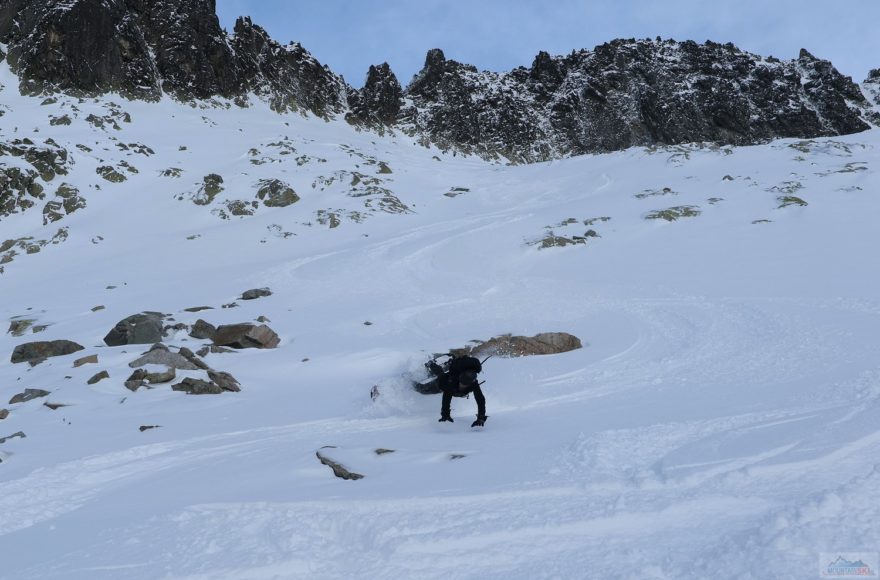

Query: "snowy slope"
(2, 51), (880, 580)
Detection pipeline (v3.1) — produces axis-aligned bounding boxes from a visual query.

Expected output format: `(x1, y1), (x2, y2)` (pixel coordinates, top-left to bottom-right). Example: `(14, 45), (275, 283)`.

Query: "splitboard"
(370, 377), (440, 401)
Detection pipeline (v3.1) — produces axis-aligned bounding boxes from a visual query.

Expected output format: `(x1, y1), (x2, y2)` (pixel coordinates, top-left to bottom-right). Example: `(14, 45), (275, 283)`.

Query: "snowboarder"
(426, 354), (488, 427)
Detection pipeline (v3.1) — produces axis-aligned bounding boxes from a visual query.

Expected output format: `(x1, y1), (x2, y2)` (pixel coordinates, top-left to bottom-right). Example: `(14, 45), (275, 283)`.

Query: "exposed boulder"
(196, 345), (236, 357)
(1, 166), (45, 219)
(189, 319), (216, 340)
(172, 377), (223, 395)
(240, 287), (272, 300)
(212, 323), (280, 349)
(42, 183), (86, 225)
(125, 369), (149, 391)
(316, 446), (364, 480)
(73, 354), (98, 367)
(87, 370), (110, 384)
(146, 367), (176, 384)
(104, 312), (166, 346)
(7, 319), (34, 336)
(207, 370), (241, 392)
(191, 174), (224, 205)
(0, 409), (9, 420)
(128, 343), (202, 370)
(9, 388), (50, 405)
(450, 332), (583, 358)
(11, 340), (84, 364)
(256, 179), (299, 207)
(0, 431), (26, 444)
(178, 347), (210, 370)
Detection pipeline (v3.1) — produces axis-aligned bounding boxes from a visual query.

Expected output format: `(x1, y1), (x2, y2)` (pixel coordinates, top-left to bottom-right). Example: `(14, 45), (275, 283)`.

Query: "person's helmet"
(458, 370), (478, 386)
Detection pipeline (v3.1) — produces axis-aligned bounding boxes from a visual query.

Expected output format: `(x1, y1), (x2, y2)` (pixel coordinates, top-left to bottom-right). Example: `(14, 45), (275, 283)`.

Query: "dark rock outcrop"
(11, 340), (84, 364)
(146, 367), (176, 384)
(9, 388), (50, 404)
(128, 343), (202, 370)
(401, 41), (874, 161)
(0, 431), (27, 444)
(171, 377), (223, 395)
(104, 312), (166, 346)
(240, 287), (272, 300)
(346, 62), (403, 126)
(189, 319), (217, 340)
(73, 354), (98, 367)
(87, 370), (110, 385)
(316, 446), (364, 480)
(231, 16), (347, 115)
(125, 369), (149, 391)
(255, 180), (299, 207)
(7, 319), (34, 337)
(212, 323), (280, 349)
(864, 69), (880, 107)
(0, 1), (347, 115)
(207, 370), (241, 392)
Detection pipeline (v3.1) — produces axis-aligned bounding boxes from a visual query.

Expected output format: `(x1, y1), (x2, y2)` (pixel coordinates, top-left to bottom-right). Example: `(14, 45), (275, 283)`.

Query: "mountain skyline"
(215, 0), (880, 87)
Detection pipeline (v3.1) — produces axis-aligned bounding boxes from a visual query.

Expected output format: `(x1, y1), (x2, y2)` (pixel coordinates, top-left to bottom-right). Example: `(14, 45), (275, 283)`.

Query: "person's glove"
(426, 361), (443, 376)
(471, 415), (488, 428)
(439, 414), (454, 422)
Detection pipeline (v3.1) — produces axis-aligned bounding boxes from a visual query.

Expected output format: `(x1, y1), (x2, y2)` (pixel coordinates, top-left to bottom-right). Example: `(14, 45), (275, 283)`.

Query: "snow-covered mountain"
(2, 0), (879, 162)
(2, 3), (880, 579)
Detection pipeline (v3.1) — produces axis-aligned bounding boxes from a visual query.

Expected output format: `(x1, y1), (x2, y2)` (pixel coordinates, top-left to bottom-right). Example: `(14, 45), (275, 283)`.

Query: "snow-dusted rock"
(104, 313), (166, 347)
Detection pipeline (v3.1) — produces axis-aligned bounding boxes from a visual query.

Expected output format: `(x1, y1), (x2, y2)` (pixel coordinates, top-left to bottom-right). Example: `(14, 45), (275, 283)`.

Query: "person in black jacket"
(427, 355), (488, 427)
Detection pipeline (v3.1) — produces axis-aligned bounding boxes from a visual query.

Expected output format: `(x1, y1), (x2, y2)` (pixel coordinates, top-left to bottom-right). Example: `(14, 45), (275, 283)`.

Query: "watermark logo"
(820, 553), (879, 578)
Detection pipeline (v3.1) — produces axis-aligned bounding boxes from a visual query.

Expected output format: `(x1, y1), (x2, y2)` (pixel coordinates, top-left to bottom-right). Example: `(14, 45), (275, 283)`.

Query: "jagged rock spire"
(347, 63), (403, 126)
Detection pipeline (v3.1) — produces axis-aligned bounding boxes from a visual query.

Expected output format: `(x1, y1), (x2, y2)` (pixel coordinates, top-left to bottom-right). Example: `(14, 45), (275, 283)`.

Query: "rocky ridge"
(0, 0), (877, 162)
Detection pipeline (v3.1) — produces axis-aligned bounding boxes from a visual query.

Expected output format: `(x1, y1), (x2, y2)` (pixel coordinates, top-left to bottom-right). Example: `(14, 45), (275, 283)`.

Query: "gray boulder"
(178, 347), (210, 370)
(448, 332), (583, 358)
(146, 367), (176, 384)
(207, 370), (241, 392)
(255, 179), (299, 208)
(189, 319), (216, 340)
(316, 447), (364, 480)
(0, 409), (9, 420)
(212, 323), (280, 349)
(125, 369), (149, 392)
(196, 345), (236, 357)
(240, 287), (272, 300)
(7, 319), (34, 336)
(0, 431), (26, 444)
(87, 370), (110, 384)
(104, 312), (166, 346)
(172, 378), (223, 395)
(11, 340), (84, 364)
(9, 388), (50, 404)
(128, 343), (201, 370)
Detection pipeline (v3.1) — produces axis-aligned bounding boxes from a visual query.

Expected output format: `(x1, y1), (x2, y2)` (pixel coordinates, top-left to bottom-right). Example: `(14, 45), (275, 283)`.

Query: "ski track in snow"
(2, 62), (880, 579)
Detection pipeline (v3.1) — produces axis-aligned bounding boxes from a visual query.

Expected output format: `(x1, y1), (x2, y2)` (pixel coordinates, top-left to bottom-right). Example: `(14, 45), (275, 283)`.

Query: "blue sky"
(216, 0), (879, 88)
